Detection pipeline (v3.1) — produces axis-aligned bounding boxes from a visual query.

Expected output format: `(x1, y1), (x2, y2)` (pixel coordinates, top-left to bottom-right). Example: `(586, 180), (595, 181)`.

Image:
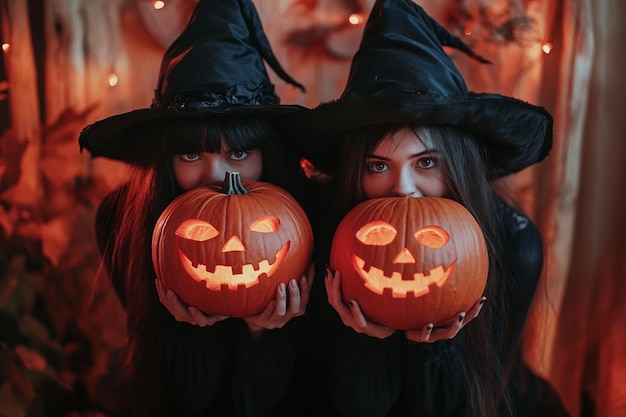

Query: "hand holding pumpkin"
(244, 262), (315, 336)
(155, 278), (228, 327)
(329, 197), (490, 335)
(404, 296), (487, 343)
(325, 267), (396, 339)
(151, 173), (314, 319)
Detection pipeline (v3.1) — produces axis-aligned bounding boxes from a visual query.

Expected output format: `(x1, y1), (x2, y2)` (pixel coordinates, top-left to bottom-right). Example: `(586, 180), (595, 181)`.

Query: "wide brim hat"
(79, 0), (306, 164)
(290, 0), (553, 180)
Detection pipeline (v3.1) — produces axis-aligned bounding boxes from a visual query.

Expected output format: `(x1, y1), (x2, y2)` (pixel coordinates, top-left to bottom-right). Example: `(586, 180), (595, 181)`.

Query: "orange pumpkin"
(152, 172), (313, 317)
(330, 197), (488, 330)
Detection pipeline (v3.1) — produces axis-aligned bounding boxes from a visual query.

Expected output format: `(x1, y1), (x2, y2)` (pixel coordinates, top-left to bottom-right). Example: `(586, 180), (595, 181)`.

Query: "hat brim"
(79, 103), (306, 163)
(289, 92), (553, 179)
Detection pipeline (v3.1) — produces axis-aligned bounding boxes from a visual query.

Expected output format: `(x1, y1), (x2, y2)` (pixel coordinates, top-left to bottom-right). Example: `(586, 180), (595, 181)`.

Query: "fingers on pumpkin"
(467, 296), (487, 321)
(188, 306), (208, 327)
(275, 285), (288, 318)
(348, 300), (368, 328)
(299, 275), (310, 298)
(287, 279), (302, 315)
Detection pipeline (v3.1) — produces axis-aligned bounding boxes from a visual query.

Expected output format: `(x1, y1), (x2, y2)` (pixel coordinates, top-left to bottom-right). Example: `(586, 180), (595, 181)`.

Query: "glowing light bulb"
(153, 0), (165, 10)
(108, 73), (119, 87)
(542, 42), (553, 54)
(348, 14), (363, 25)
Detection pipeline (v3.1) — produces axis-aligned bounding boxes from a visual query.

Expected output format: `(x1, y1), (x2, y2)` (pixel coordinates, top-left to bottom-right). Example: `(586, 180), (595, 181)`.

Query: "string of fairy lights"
(0, 0), (553, 90)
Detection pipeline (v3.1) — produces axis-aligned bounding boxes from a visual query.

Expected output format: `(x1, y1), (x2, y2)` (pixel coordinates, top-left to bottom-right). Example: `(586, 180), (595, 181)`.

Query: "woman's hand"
(243, 263), (315, 337)
(325, 266), (396, 339)
(404, 296), (487, 343)
(155, 278), (228, 327)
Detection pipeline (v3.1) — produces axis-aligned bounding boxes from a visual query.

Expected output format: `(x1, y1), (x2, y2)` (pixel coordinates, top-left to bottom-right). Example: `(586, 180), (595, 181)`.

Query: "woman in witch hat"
(288, 0), (568, 416)
(79, 1), (314, 416)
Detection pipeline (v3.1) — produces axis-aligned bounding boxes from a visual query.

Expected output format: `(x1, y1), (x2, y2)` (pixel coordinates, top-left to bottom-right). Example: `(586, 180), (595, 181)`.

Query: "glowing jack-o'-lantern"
(152, 172), (313, 317)
(330, 197), (488, 330)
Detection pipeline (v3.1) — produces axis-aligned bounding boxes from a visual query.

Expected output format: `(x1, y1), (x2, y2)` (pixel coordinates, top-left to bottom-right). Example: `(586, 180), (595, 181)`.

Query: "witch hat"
(79, 0), (305, 164)
(291, 0), (552, 179)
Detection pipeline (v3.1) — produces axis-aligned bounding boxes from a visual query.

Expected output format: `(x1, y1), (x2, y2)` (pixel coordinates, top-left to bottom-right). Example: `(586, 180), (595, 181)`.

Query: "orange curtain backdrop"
(524, 0), (626, 415)
(7, 0), (620, 414)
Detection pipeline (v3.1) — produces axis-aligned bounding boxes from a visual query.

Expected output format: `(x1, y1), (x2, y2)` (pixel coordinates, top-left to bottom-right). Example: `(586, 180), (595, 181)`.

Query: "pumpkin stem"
(222, 172), (249, 195)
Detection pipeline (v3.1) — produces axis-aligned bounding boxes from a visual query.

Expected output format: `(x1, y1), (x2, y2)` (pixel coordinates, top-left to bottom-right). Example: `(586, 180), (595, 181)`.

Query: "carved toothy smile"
(352, 254), (455, 298)
(179, 242), (290, 290)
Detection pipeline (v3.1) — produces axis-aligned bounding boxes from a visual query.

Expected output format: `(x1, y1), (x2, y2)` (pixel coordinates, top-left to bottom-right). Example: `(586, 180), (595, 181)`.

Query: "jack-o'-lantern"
(330, 197), (488, 330)
(152, 172), (313, 317)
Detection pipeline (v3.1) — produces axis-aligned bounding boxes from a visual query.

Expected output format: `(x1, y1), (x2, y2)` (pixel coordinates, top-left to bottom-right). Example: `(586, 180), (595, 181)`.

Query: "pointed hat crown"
(292, 0), (552, 179)
(79, 0), (305, 163)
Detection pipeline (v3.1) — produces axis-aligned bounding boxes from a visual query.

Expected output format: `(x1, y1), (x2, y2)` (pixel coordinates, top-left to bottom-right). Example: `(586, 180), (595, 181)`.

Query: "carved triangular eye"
(175, 219), (220, 242)
(250, 216), (280, 233)
(414, 226), (449, 248)
(356, 220), (397, 246)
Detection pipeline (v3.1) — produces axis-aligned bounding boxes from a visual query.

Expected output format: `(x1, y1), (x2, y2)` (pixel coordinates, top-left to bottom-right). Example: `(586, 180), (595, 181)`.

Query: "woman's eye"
(367, 162), (388, 173)
(417, 157), (437, 169)
(229, 150), (249, 161)
(180, 153), (200, 162)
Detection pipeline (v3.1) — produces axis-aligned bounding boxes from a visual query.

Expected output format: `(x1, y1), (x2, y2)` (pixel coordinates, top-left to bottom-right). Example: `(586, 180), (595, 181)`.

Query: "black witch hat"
(291, 0), (552, 180)
(79, 0), (305, 164)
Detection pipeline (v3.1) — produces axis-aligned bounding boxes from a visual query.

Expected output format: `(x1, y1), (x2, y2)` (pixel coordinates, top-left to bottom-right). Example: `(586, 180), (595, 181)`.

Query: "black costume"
(325, 198), (561, 417)
(80, 1), (306, 416)
(96, 186), (295, 417)
(282, 195), (568, 417)
(284, 0), (568, 416)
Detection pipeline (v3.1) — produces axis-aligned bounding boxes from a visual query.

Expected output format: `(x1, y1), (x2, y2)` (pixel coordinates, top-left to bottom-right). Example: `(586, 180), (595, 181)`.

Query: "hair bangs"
(153, 114), (274, 156)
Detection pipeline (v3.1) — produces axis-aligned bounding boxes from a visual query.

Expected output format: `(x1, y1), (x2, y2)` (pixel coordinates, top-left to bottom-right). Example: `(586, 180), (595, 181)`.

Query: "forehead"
(372, 127), (435, 155)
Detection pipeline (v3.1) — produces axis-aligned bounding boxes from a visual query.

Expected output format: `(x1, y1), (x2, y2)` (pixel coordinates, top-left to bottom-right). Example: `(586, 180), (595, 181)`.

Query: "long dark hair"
(334, 123), (513, 417)
(100, 113), (301, 415)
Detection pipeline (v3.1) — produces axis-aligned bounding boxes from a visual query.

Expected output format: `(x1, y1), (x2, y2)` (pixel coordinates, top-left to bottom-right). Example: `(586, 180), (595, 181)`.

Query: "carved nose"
(393, 248), (416, 264)
(222, 235), (246, 252)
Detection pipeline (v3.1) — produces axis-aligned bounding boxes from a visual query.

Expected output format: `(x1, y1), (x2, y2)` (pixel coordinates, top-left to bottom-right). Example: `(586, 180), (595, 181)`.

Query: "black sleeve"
(328, 331), (467, 417)
(228, 321), (296, 417)
(328, 330), (405, 417)
(398, 338), (467, 417)
(157, 317), (229, 416)
(498, 201), (544, 358)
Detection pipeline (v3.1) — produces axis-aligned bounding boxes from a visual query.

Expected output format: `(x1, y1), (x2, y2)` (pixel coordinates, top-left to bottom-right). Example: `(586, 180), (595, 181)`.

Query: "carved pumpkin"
(330, 197), (488, 330)
(152, 172), (313, 317)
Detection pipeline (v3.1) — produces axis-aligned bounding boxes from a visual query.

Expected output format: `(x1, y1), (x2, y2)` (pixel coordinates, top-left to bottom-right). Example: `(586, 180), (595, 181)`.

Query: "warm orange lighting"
(1, 43), (9, 52)
(542, 42), (553, 54)
(299, 157), (333, 182)
(175, 219), (219, 241)
(348, 14), (363, 25)
(107, 73), (119, 87)
(250, 216), (280, 233)
(179, 242), (290, 290)
(464, 20), (475, 36)
(153, 0), (165, 10)
(352, 254), (455, 297)
(356, 221), (397, 246)
(415, 226), (449, 248)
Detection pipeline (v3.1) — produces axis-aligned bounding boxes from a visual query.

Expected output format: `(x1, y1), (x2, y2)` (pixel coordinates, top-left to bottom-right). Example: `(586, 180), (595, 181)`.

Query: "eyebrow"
(366, 150), (438, 160)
